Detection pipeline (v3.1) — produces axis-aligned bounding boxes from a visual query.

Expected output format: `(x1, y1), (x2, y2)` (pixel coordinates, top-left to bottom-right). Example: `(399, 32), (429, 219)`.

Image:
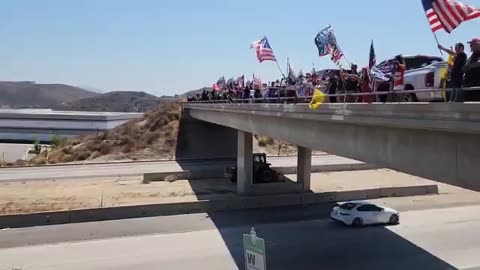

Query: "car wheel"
(389, 214), (399, 225)
(352, 218), (363, 227)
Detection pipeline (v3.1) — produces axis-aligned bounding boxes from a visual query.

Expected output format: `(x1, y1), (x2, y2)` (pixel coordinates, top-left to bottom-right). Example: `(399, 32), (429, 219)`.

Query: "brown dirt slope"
(28, 101), (317, 166)
(0, 81), (97, 108)
(54, 91), (167, 112)
(35, 102), (182, 164)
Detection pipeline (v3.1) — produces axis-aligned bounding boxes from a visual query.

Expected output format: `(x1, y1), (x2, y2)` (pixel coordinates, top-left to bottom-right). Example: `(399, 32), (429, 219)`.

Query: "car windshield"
(339, 203), (358, 210)
(377, 56), (443, 72)
(404, 56), (443, 70)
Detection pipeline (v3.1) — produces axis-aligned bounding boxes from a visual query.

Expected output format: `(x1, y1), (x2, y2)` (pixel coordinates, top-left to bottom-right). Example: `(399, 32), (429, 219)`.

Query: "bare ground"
(1, 169), (478, 216)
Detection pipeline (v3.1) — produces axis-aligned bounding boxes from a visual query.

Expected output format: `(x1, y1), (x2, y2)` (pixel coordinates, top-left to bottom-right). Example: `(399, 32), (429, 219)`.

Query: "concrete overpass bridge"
(183, 102), (480, 193)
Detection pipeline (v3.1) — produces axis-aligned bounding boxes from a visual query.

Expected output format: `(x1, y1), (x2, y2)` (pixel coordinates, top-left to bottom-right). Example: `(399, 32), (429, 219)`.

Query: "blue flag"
(314, 26), (332, 56)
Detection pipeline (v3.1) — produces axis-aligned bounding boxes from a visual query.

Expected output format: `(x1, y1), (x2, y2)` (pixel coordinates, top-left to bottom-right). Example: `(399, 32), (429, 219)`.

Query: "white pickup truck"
(376, 55), (447, 102)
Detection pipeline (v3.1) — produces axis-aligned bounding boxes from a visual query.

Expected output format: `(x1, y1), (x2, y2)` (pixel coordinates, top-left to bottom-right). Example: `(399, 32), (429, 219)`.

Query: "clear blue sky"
(0, 0), (479, 95)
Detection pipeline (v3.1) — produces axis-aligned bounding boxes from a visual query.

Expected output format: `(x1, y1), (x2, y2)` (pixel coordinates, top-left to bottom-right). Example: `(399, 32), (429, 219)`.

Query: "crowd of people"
(188, 38), (480, 104)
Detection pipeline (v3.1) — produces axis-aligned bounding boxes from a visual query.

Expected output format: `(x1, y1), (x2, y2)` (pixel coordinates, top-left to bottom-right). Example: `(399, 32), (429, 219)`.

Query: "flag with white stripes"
(252, 74), (262, 86)
(315, 26), (344, 64)
(250, 37), (277, 63)
(422, 0), (480, 33)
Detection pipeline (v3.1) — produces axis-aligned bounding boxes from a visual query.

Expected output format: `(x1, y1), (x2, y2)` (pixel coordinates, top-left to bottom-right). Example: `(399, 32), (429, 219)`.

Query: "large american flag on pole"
(422, 0), (480, 33)
(251, 37), (277, 63)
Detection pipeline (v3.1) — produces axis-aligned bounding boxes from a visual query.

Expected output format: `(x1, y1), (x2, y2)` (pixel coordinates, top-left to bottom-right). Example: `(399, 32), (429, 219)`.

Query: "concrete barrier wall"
(0, 184), (438, 229)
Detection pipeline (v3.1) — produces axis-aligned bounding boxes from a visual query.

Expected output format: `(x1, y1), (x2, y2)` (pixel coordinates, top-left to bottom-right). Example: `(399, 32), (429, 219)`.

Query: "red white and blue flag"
(314, 26), (344, 64)
(251, 37), (277, 63)
(422, 0), (480, 33)
(252, 74), (262, 86)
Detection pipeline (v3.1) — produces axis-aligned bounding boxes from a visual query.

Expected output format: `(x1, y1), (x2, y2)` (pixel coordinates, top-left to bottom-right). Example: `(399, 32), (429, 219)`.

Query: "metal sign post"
(243, 227), (266, 270)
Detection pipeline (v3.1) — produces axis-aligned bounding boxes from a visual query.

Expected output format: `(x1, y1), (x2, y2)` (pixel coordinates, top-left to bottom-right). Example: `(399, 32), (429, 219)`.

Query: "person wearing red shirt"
(360, 67), (375, 103)
(393, 55), (406, 91)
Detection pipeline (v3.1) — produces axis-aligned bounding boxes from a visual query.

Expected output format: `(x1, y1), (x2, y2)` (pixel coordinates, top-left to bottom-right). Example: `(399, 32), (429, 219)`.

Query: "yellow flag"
(441, 54), (454, 101)
(309, 89), (326, 110)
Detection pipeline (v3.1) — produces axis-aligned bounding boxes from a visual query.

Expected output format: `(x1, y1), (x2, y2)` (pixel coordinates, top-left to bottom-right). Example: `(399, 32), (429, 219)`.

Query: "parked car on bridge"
(330, 201), (400, 227)
(376, 55), (446, 102)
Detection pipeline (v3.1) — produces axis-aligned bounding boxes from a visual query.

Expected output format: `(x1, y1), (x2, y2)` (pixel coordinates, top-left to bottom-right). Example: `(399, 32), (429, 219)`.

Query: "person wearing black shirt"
(464, 38), (480, 101)
(438, 43), (467, 102)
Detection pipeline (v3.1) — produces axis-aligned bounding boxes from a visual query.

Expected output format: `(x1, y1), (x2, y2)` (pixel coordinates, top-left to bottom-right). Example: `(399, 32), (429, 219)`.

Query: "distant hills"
(0, 81), (97, 108)
(0, 81), (211, 112)
(54, 91), (168, 112)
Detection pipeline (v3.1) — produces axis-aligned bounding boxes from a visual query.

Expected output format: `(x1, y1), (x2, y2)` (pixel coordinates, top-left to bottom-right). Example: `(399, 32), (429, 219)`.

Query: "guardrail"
(186, 86), (480, 104)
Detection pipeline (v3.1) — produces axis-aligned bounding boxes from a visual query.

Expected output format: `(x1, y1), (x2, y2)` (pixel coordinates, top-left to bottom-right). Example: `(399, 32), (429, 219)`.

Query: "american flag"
(315, 26), (344, 64)
(331, 47), (344, 64)
(252, 74), (262, 86)
(251, 37), (277, 63)
(369, 40), (376, 68)
(422, 0), (480, 33)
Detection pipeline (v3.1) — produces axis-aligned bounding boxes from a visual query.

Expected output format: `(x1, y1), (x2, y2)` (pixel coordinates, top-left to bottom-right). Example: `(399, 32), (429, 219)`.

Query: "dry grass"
(32, 102), (182, 164)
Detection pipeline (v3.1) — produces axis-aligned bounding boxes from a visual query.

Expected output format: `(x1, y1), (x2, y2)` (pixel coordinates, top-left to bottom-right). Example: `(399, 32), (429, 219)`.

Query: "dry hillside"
(55, 91), (168, 112)
(35, 102), (182, 164)
(0, 81), (97, 108)
(29, 101), (318, 165)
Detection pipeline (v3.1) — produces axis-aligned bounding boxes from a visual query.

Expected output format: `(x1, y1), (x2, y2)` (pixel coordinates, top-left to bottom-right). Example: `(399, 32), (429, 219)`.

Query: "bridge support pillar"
(297, 146), (312, 192)
(237, 130), (253, 195)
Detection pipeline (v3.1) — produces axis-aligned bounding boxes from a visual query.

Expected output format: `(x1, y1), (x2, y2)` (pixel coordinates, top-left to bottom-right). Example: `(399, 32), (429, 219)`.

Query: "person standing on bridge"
(438, 43), (467, 102)
(464, 38), (480, 101)
(393, 55), (406, 91)
(388, 55), (406, 102)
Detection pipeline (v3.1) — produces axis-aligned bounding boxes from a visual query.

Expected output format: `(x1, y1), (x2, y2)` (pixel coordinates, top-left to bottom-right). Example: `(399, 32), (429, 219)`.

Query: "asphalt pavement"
(0, 155), (366, 182)
(1, 203), (479, 269)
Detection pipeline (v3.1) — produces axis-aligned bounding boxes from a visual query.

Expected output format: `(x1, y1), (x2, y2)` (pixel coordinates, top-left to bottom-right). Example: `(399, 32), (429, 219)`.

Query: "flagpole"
(287, 57), (290, 76)
(342, 54), (352, 68)
(330, 25), (352, 68)
(420, 1), (444, 56)
(432, 32), (444, 56)
(262, 35), (286, 79)
(275, 60), (287, 80)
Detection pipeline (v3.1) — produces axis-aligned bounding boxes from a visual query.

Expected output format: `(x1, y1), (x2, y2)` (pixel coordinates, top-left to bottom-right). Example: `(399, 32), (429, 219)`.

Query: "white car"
(330, 201), (400, 227)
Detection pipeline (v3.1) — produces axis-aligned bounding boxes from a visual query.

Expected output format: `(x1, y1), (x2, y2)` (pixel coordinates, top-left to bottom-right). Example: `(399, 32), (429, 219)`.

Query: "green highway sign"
(243, 227), (266, 270)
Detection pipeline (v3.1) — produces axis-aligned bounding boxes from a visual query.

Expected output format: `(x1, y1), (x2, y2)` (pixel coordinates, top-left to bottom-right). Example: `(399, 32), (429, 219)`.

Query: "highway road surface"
(1, 204), (479, 269)
(0, 155), (368, 182)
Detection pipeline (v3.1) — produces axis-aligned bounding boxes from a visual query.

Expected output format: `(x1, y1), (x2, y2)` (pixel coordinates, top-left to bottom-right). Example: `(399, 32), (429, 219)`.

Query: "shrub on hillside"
(74, 150), (90, 161)
(28, 101), (183, 164)
(257, 136), (274, 147)
(99, 143), (112, 155)
(61, 154), (75, 163)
